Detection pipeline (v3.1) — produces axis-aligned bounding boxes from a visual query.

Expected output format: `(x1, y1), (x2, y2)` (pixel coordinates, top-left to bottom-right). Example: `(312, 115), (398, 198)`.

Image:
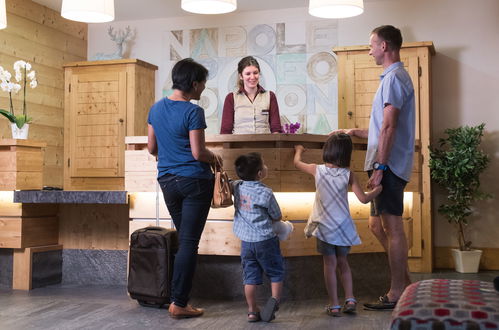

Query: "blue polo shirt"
(147, 98), (212, 179)
(365, 62), (415, 182)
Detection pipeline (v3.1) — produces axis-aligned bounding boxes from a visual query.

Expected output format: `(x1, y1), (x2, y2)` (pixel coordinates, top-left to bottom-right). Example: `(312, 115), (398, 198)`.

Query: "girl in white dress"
(294, 133), (382, 317)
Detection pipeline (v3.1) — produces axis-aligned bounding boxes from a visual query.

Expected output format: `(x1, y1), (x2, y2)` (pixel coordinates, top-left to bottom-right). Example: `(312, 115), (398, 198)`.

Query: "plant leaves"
(0, 109), (16, 123)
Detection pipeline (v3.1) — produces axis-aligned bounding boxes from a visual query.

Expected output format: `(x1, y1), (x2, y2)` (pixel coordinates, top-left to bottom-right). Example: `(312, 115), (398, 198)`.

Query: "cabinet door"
(343, 56), (382, 129)
(341, 54), (419, 130)
(69, 71), (126, 178)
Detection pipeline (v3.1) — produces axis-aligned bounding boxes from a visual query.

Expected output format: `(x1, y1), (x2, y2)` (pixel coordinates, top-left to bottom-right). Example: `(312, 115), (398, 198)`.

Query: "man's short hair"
(372, 25), (403, 51)
(235, 152), (263, 181)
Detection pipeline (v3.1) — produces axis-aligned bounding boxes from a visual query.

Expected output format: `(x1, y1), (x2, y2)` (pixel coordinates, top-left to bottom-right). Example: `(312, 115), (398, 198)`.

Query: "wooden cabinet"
(333, 41), (435, 272)
(63, 59), (157, 190)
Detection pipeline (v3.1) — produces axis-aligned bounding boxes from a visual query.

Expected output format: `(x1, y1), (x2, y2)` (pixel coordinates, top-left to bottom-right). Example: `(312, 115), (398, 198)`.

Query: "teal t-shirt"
(147, 98), (212, 179)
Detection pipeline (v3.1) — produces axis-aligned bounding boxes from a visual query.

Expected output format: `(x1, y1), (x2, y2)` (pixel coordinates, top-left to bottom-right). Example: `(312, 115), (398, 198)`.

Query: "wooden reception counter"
(126, 134), (421, 259)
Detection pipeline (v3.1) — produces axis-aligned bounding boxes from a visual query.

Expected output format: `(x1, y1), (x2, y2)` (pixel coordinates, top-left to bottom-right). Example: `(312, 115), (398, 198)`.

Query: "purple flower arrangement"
(282, 122), (301, 134)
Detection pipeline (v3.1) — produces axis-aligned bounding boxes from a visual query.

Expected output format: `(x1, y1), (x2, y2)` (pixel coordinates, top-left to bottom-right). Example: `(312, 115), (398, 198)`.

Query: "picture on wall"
(163, 21), (339, 135)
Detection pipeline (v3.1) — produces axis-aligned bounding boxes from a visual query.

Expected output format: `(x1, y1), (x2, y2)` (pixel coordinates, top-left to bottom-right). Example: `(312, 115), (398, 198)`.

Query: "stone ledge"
(13, 191), (128, 204)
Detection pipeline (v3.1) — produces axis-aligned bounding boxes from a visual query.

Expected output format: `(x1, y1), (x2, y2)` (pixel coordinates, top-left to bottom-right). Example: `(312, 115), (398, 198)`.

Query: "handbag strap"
(210, 156), (223, 172)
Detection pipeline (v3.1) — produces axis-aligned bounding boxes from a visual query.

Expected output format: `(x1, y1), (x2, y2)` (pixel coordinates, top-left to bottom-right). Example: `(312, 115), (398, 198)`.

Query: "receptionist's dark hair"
(235, 152), (263, 181)
(171, 58), (208, 93)
(323, 133), (352, 168)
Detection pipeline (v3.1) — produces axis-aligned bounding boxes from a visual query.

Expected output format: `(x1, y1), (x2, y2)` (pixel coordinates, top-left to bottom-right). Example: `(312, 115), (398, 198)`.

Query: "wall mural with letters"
(163, 21), (338, 135)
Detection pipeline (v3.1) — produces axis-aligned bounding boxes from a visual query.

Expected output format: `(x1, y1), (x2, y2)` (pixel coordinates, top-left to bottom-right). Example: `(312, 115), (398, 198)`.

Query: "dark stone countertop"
(13, 191), (128, 204)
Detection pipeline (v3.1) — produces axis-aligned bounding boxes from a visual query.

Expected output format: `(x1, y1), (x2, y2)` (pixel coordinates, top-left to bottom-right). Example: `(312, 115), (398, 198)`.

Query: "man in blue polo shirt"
(335, 25), (415, 310)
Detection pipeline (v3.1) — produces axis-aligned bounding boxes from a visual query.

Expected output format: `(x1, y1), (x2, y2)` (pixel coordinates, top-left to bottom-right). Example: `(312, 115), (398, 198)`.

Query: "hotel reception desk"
(126, 134), (425, 267)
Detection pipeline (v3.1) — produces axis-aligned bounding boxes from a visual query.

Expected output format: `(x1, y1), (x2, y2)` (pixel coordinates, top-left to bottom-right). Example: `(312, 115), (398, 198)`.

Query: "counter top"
(13, 190), (128, 204)
(126, 133), (363, 144)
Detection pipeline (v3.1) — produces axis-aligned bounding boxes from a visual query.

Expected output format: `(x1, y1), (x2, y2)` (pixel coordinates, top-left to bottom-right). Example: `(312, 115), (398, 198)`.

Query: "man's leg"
(369, 215), (389, 250)
(369, 215), (411, 287)
(380, 213), (408, 301)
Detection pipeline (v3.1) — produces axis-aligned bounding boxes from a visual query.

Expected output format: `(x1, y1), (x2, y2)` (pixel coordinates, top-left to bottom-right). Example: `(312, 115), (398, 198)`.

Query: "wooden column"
(0, 139), (46, 190)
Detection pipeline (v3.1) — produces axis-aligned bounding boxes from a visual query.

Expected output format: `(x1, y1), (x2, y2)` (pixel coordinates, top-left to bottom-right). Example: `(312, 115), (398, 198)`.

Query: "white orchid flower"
(11, 83), (22, 93)
(27, 70), (36, 80)
(14, 60), (26, 71)
(1, 61), (37, 126)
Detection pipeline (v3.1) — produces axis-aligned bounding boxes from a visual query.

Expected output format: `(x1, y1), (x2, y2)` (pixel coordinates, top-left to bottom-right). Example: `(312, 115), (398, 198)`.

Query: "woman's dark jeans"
(158, 174), (213, 308)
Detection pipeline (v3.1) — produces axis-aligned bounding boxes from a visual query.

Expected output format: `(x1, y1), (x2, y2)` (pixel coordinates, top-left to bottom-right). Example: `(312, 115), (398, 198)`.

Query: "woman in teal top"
(147, 58), (221, 319)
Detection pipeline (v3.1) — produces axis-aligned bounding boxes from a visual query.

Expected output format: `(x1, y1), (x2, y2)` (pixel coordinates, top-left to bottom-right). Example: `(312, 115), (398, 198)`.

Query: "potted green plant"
(0, 60), (38, 139)
(429, 123), (492, 273)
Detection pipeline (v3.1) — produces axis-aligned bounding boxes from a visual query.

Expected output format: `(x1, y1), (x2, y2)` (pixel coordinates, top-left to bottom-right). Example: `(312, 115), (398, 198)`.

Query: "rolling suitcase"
(127, 226), (177, 308)
(128, 179), (178, 308)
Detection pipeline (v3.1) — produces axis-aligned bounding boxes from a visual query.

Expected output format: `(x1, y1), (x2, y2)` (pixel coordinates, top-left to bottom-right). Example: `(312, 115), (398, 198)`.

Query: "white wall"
(88, 0), (499, 249)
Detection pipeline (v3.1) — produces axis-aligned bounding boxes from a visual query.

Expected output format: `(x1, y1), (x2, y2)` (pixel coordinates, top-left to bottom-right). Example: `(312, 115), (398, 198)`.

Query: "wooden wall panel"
(58, 204), (130, 250)
(0, 0), (87, 188)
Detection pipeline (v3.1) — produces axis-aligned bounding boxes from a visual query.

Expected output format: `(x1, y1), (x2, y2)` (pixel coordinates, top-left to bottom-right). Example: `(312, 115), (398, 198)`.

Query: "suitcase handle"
(138, 226), (164, 233)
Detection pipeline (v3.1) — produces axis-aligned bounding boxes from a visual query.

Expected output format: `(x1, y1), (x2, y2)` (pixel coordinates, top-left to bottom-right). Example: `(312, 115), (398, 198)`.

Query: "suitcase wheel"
(138, 300), (166, 308)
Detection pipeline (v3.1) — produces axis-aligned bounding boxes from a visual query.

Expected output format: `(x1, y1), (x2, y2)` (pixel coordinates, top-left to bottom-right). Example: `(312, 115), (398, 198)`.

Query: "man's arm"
(368, 104), (399, 188)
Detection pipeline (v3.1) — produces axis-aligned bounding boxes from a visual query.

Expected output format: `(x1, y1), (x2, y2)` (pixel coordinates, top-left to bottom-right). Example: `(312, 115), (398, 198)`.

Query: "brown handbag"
(211, 158), (233, 208)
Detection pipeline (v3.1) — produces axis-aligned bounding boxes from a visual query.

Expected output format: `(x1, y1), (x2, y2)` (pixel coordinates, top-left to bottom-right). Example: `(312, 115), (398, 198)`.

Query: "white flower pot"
(451, 248), (482, 273)
(11, 123), (29, 139)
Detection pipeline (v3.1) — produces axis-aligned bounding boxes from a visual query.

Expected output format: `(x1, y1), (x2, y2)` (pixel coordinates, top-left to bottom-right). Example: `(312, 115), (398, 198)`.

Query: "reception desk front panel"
(126, 134), (420, 259)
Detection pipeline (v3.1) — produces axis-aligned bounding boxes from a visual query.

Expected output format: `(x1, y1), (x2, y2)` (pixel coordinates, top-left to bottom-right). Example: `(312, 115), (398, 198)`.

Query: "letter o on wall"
(199, 88), (218, 117)
(198, 57), (219, 80)
(307, 52), (337, 84)
(277, 85), (307, 116)
(248, 24), (276, 55)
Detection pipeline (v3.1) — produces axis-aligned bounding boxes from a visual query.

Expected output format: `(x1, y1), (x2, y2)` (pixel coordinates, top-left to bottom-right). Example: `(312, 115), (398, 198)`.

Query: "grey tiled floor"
(0, 271), (497, 330)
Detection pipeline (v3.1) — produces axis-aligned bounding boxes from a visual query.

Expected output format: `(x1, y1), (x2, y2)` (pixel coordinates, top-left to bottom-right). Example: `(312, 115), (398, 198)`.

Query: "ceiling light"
(0, 0), (6, 30)
(61, 0), (115, 23)
(181, 0), (237, 15)
(309, 0), (364, 18)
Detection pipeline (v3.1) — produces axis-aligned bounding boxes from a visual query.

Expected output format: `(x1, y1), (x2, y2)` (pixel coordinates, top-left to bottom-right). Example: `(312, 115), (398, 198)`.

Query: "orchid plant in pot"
(0, 61), (38, 139)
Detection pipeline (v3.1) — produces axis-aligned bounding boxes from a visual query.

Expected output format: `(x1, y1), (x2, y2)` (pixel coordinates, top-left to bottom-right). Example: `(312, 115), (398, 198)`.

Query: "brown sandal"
(326, 305), (342, 317)
(343, 298), (357, 314)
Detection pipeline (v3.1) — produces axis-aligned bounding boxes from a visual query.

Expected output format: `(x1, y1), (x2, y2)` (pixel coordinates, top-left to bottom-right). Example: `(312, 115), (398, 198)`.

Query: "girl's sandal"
(247, 311), (261, 322)
(326, 305), (342, 317)
(342, 298), (357, 314)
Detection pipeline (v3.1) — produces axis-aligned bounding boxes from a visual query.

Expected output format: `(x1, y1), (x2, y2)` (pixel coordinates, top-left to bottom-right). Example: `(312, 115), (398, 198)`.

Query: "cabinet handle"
(347, 111), (353, 118)
(119, 118), (124, 123)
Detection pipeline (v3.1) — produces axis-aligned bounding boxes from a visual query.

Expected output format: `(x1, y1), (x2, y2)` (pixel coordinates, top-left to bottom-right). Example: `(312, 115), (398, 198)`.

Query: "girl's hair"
(235, 152), (263, 181)
(171, 58), (208, 93)
(322, 133), (352, 168)
(237, 56), (260, 90)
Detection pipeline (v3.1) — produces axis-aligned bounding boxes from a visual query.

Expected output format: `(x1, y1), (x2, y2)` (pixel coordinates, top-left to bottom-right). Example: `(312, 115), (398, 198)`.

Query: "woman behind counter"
(147, 58), (221, 319)
(220, 56), (282, 134)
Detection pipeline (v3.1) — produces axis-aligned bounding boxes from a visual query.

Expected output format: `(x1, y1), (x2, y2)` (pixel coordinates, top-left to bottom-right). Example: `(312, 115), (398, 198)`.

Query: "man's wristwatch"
(373, 162), (388, 171)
